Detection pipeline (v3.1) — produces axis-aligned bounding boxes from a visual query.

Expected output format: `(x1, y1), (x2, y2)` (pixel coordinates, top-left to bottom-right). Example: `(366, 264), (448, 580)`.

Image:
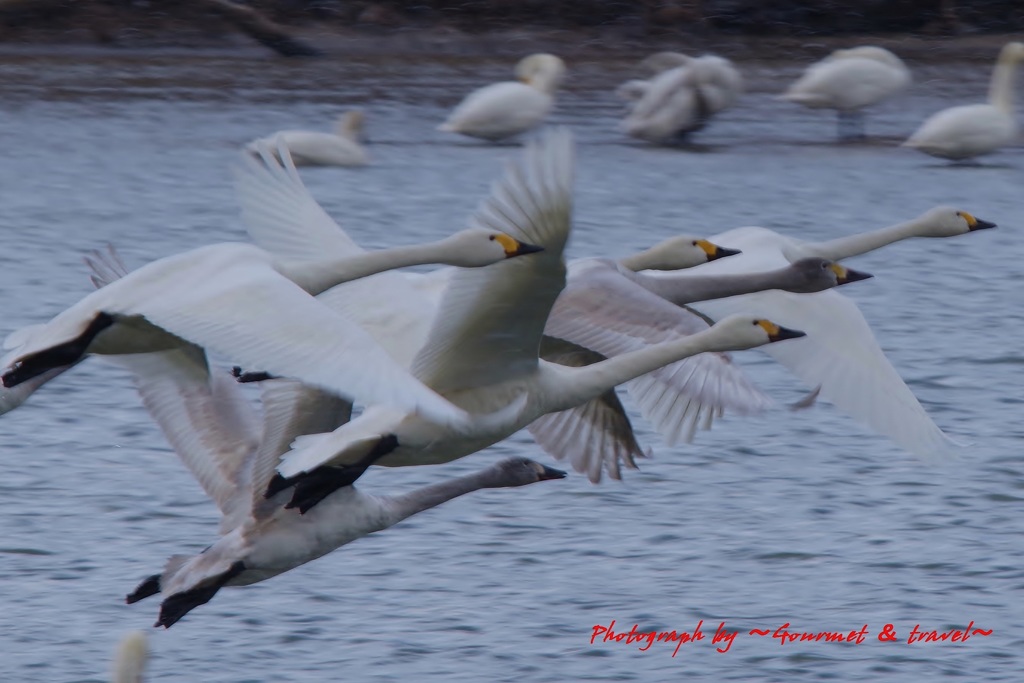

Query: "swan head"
(631, 236), (741, 271)
(487, 457), (567, 488)
(999, 42), (1024, 63)
(914, 206), (997, 237)
(439, 229), (544, 267)
(111, 630), (148, 683)
(706, 315), (806, 351)
(787, 258), (873, 292)
(515, 54), (566, 94)
(335, 109), (365, 140)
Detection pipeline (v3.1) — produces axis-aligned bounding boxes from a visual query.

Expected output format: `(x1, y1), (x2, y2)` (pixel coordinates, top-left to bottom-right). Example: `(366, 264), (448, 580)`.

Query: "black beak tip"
(711, 246), (742, 260)
(771, 326), (807, 342)
(971, 218), (997, 231)
(513, 242), (545, 256)
(839, 268), (873, 284)
(540, 465), (568, 480)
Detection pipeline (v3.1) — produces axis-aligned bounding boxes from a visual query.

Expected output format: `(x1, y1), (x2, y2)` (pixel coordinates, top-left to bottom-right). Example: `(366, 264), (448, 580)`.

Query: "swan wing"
(545, 259), (773, 444)
(249, 379), (354, 520)
(115, 348), (259, 520)
(531, 337), (649, 482)
(411, 128), (575, 392)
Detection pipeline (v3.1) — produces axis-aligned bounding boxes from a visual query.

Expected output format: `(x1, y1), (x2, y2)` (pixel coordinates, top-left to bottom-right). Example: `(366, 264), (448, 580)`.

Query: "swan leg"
(282, 434), (400, 514)
(155, 561), (245, 629)
(1, 313), (114, 388)
(126, 573), (162, 604)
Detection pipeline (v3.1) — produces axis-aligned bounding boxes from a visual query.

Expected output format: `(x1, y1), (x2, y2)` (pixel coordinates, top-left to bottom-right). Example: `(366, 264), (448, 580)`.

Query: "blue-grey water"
(0, 46), (1022, 681)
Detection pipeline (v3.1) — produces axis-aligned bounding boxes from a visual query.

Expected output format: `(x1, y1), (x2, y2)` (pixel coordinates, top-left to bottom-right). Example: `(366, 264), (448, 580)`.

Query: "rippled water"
(0, 46), (1022, 681)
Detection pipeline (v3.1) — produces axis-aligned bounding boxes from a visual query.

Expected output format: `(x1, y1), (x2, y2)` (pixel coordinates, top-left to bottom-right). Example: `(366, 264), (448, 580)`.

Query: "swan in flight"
(903, 42), (1024, 160)
(246, 109), (368, 167)
(533, 256), (872, 480)
(438, 54), (566, 141)
(780, 46), (910, 140)
(639, 206), (995, 460)
(264, 129), (805, 514)
(619, 52), (743, 143)
(0, 141), (544, 426)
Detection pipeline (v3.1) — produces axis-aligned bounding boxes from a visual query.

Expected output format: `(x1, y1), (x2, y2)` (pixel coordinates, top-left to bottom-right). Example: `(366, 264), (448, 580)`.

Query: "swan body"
(620, 52), (743, 143)
(642, 206), (995, 459)
(266, 130), (806, 513)
(0, 142), (543, 426)
(781, 46), (910, 139)
(247, 110), (368, 167)
(439, 54), (566, 141)
(904, 42), (1024, 160)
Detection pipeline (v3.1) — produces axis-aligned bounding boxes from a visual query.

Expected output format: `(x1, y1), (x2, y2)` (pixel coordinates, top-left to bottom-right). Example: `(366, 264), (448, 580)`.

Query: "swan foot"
(281, 434), (400, 514)
(155, 561), (245, 629)
(230, 366), (277, 383)
(126, 573), (162, 604)
(1, 313), (114, 388)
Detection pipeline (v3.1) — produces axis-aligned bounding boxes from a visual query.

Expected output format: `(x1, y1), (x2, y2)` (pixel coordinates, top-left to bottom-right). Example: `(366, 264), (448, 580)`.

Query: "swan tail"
(437, 121), (458, 133)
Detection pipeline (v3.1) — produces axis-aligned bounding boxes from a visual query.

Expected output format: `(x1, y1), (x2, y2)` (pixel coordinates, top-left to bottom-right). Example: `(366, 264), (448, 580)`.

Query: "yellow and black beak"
(757, 319), (807, 342)
(962, 211), (997, 231)
(697, 239), (742, 261)
(535, 462), (568, 480)
(830, 263), (873, 286)
(495, 233), (545, 258)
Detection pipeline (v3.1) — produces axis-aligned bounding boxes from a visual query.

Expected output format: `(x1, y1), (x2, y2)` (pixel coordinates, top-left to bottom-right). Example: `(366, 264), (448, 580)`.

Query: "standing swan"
(904, 42), (1024, 160)
(0, 141), (544, 426)
(438, 54), (566, 141)
(246, 110), (368, 167)
(781, 46), (910, 140)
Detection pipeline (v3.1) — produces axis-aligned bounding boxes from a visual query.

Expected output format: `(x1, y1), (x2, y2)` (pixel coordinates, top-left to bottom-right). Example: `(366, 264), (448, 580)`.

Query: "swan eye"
(488, 235), (496, 241)
(691, 241), (698, 247)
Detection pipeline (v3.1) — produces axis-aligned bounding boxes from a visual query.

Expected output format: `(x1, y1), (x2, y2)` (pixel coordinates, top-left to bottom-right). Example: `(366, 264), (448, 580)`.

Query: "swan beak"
(533, 462), (568, 481)
(967, 215), (997, 231)
(697, 239), (741, 261)
(495, 233), (545, 258)
(830, 263), (873, 285)
(757, 319), (807, 342)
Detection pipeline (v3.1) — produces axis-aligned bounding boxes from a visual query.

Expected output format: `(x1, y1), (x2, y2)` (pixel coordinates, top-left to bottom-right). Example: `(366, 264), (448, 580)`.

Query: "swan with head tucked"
(903, 42), (1024, 160)
(438, 54), (566, 141)
(261, 129), (806, 514)
(246, 110), (368, 167)
(0, 140), (544, 427)
(780, 46), (911, 140)
(619, 51), (743, 143)
(637, 206), (996, 460)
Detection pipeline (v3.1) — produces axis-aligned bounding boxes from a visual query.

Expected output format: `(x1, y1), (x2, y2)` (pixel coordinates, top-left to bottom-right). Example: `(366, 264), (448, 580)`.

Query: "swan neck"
(553, 333), (714, 411)
(630, 268), (793, 306)
(281, 242), (449, 295)
(385, 470), (495, 521)
(618, 247), (669, 272)
(808, 218), (921, 261)
(989, 48), (1020, 113)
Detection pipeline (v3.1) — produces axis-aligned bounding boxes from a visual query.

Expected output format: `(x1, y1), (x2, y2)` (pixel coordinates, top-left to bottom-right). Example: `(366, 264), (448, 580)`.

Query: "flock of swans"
(252, 41), (1024, 163)
(0, 121), (996, 637)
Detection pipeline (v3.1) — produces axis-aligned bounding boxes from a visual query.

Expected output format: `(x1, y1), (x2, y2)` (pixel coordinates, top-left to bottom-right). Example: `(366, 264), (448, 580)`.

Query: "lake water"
(0, 45), (1022, 682)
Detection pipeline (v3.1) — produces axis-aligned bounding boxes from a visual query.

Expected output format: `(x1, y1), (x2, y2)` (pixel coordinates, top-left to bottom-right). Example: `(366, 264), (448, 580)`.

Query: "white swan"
(111, 631), (147, 683)
(438, 54), (566, 141)
(0, 141), (544, 426)
(620, 52), (743, 143)
(903, 42), (1024, 160)
(780, 46), (910, 140)
(532, 256), (872, 479)
(246, 109), (368, 167)
(263, 129), (805, 514)
(638, 206), (995, 460)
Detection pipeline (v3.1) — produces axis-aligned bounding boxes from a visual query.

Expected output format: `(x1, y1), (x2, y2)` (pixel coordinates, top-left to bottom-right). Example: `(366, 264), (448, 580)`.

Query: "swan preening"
(246, 109), (369, 167)
(439, 54), (566, 141)
(904, 42), (1024, 160)
(620, 52), (743, 143)
(781, 46), (910, 140)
